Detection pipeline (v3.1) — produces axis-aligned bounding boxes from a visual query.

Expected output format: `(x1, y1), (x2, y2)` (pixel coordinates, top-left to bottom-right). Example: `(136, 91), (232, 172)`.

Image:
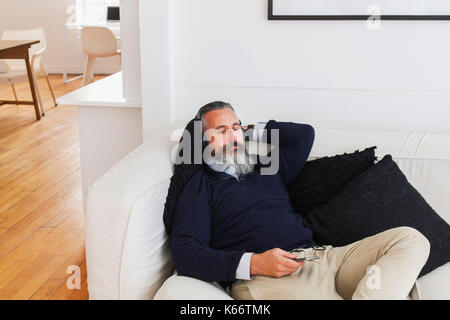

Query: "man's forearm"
(171, 235), (247, 283)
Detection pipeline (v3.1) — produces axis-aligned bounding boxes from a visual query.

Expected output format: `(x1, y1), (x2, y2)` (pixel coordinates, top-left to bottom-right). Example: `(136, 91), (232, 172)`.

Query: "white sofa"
(84, 121), (450, 300)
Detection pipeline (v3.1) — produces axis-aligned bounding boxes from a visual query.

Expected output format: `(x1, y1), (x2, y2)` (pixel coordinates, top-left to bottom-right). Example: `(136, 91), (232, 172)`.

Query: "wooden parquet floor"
(0, 74), (107, 299)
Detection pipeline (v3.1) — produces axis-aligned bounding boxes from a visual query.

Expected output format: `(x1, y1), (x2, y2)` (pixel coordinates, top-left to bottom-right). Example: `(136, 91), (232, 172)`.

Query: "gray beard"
(204, 145), (256, 180)
(231, 159), (255, 180)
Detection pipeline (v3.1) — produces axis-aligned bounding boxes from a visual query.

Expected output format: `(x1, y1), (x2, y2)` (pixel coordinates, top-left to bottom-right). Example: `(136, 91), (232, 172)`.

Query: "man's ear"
(239, 119), (245, 133)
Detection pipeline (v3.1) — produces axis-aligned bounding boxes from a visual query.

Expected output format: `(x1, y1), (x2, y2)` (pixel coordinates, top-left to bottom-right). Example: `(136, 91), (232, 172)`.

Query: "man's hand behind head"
(250, 248), (304, 278)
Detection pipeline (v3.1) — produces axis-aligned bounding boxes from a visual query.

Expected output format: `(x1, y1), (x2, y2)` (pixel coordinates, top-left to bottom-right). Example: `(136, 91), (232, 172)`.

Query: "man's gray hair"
(195, 101), (235, 131)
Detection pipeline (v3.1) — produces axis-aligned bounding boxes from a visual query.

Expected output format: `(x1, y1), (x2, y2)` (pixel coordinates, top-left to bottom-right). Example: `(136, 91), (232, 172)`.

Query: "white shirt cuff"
(253, 122), (267, 142)
(235, 252), (254, 280)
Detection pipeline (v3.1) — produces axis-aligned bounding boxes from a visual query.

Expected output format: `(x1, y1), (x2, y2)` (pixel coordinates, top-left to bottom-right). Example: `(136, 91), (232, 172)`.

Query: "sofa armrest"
(84, 136), (174, 299)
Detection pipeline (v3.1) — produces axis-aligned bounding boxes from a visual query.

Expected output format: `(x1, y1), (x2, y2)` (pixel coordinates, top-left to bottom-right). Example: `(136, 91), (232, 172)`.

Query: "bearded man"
(165, 101), (430, 300)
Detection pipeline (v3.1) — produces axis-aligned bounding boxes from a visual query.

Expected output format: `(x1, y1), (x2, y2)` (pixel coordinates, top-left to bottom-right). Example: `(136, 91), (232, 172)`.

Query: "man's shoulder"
(178, 166), (210, 195)
(174, 166), (214, 212)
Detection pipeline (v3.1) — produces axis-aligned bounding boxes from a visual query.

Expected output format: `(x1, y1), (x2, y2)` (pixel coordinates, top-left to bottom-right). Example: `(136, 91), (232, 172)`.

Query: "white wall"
(139, 0), (173, 138)
(0, 0), (120, 74)
(139, 0), (450, 140)
(120, 0), (141, 102)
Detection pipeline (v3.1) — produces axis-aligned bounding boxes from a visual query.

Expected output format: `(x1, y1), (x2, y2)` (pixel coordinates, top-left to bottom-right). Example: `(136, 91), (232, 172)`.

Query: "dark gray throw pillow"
(303, 154), (450, 277)
(287, 146), (377, 216)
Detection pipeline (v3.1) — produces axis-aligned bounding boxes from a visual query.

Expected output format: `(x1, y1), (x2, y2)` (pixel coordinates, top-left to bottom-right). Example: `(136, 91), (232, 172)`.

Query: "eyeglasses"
(289, 245), (326, 261)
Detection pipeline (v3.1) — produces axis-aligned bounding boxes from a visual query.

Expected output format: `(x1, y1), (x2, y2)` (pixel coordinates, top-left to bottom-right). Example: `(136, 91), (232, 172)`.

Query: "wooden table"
(0, 40), (41, 120)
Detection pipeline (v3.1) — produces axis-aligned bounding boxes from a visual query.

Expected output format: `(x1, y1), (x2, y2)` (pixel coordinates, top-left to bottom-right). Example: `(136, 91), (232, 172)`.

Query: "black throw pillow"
(303, 154), (450, 277)
(287, 146), (377, 216)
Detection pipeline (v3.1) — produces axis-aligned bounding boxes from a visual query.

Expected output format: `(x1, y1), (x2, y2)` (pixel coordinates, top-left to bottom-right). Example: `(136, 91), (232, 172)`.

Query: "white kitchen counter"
(57, 72), (140, 108)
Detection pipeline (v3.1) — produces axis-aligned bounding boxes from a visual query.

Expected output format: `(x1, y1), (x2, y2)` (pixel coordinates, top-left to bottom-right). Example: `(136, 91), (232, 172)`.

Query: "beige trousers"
(231, 227), (430, 300)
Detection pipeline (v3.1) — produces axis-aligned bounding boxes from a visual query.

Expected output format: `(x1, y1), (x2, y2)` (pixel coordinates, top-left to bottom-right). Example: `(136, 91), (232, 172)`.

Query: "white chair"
(0, 27), (56, 116)
(81, 27), (121, 86)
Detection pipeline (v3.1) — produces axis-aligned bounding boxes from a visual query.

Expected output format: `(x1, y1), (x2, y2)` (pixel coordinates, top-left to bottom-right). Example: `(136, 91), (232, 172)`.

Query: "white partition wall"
(139, 0), (174, 140)
(138, 0), (450, 137)
(120, 0), (142, 102)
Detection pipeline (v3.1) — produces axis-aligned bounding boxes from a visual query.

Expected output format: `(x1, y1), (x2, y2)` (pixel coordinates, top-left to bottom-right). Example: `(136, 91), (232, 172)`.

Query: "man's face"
(203, 108), (245, 162)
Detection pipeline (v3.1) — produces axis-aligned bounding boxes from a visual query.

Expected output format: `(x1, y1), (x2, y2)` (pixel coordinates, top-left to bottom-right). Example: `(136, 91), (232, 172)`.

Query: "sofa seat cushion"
(411, 262), (450, 300)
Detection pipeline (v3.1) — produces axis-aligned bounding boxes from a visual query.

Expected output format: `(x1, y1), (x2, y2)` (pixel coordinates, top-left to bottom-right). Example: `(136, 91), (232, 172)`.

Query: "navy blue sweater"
(170, 120), (316, 287)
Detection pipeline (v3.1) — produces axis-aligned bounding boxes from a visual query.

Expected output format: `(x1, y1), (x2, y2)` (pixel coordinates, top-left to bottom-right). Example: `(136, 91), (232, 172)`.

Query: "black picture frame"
(268, 0), (450, 20)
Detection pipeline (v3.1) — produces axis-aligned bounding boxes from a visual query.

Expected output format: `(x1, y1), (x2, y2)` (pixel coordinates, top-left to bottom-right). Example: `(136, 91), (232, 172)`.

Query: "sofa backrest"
(84, 121), (450, 299)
